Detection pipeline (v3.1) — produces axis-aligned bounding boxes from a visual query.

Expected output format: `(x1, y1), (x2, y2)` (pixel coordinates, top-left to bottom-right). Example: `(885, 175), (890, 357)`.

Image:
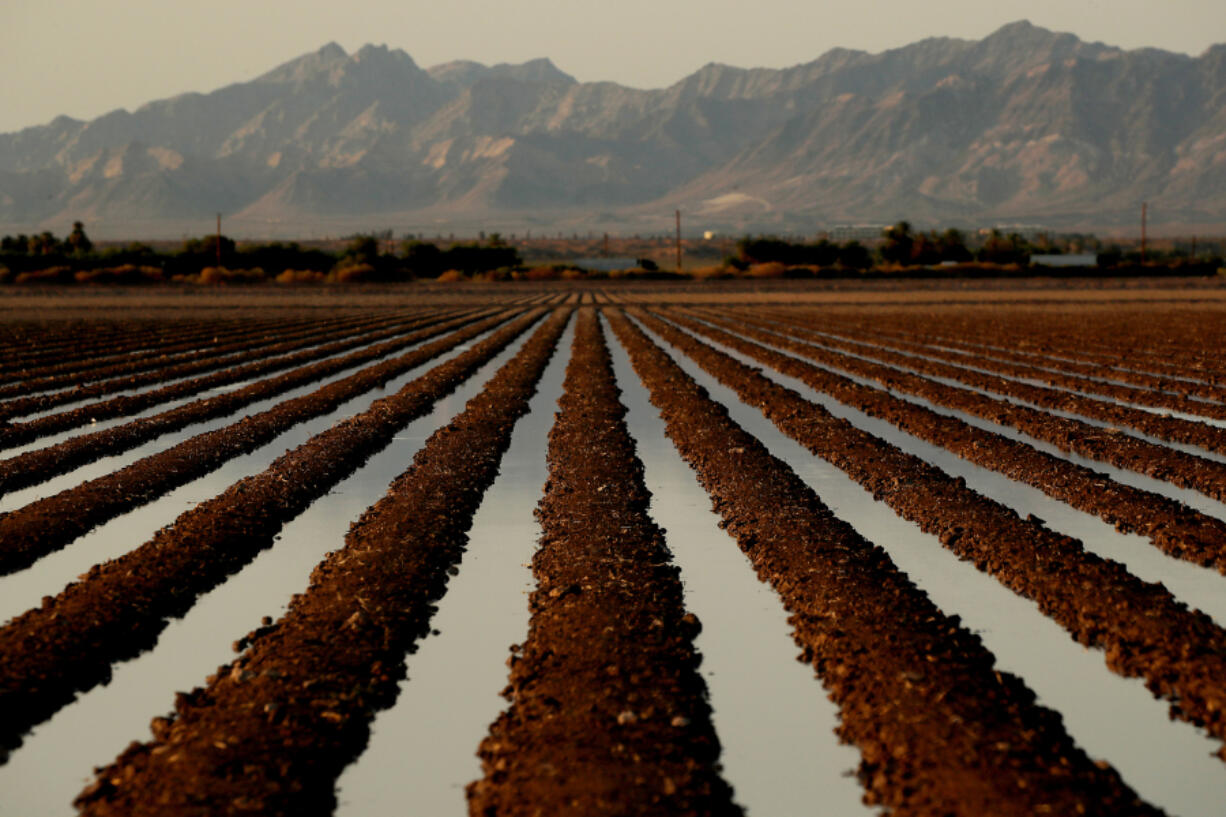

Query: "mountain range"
(2, 20), (1224, 239)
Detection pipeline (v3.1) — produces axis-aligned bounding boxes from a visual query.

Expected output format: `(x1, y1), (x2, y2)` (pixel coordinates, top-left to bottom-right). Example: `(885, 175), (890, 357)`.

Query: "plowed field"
(2, 281), (1226, 817)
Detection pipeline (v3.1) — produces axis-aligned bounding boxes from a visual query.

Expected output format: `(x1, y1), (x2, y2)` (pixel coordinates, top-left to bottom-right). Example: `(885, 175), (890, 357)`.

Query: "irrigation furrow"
(0, 310), (470, 447)
(0, 310), (521, 576)
(764, 316), (1226, 453)
(468, 309), (736, 816)
(821, 311), (1226, 386)
(0, 318), (264, 381)
(0, 319), (513, 629)
(817, 321), (1226, 422)
(605, 309), (1159, 816)
(858, 322), (1226, 405)
(0, 320), (545, 814)
(71, 309), (571, 816)
(0, 309), (494, 498)
(0, 308), (557, 764)
(631, 308), (1226, 759)
(603, 316), (871, 814)
(333, 315), (574, 814)
(733, 309), (1226, 499)
(683, 308), (1226, 572)
(0, 314), (334, 396)
(0, 310), (428, 422)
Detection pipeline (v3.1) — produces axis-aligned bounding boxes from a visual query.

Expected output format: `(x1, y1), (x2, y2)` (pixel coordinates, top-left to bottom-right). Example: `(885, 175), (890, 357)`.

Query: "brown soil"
(794, 304), (1226, 401)
(814, 318), (1226, 422)
(0, 310), (428, 423)
(629, 308), (1226, 759)
(0, 309), (552, 760)
(605, 308), (1159, 816)
(0, 317), (271, 382)
(740, 306), (1226, 502)
(0, 308), (496, 497)
(0, 309), (517, 575)
(0, 314), (331, 395)
(467, 309), (737, 816)
(815, 306), (1226, 383)
(844, 319), (1226, 403)
(72, 309), (571, 816)
(0, 284), (1224, 813)
(0, 310), (465, 445)
(680, 307), (1226, 572)
(778, 311), (1226, 454)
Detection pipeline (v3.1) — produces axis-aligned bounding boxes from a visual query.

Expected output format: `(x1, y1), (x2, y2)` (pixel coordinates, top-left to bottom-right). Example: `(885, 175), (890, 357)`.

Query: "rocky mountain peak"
(972, 20), (1112, 72)
(508, 58), (576, 85)
(1, 27), (1224, 236)
(256, 42), (351, 85)
(427, 57), (576, 89)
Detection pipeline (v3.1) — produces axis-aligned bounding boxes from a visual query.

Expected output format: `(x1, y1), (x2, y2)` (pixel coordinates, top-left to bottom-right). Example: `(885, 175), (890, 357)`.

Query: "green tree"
(977, 230), (1031, 265)
(182, 234), (236, 259)
(909, 232), (942, 266)
(838, 241), (873, 270)
(66, 221), (93, 255)
(880, 221), (914, 265)
(343, 235), (380, 265)
(29, 231), (60, 255)
(0, 234), (29, 253)
(400, 241), (444, 277)
(937, 228), (972, 263)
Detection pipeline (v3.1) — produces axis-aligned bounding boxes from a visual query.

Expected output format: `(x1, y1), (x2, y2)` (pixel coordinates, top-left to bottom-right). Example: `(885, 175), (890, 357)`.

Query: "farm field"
(2, 281), (1226, 815)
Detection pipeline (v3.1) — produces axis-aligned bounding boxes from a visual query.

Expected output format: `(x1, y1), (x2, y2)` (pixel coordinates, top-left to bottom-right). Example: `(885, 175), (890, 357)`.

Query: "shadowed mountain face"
(2, 21), (1224, 237)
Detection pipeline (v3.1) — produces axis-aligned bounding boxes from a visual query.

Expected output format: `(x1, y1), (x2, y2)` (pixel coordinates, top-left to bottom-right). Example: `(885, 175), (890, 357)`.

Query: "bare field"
(1, 280), (1225, 816)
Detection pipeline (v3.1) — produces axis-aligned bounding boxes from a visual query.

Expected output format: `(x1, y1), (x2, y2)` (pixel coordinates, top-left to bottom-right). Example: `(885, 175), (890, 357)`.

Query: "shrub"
(198, 266), (226, 285)
(74, 265), (164, 285)
(838, 241), (873, 270)
(689, 265), (734, 279)
(436, 269), (467, 282)
(197, 267), (266, 285)
(523, 266), (561, 281)
(15, 266), (73, 284)
(472, 268), (517, 282)
(746, 261), (787, 278)
(330, 263), (377, 283)
(275, 269), (326, 284)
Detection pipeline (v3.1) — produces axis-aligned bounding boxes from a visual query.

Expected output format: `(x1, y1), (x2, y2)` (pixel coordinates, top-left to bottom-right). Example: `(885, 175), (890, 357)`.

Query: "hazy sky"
(3, 0), (1223, 133)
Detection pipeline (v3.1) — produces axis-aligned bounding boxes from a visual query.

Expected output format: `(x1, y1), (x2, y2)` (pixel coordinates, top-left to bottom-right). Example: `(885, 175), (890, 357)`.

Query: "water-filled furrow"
(0, 318), (551, 815)
(0, 319), (519, 627)
(671, 315), (1226, 628)
(630, 314), (1226, 817)
(332, 316), (573, 815)
(605, 316), (872, 816)
(727, 313), (1226, 471)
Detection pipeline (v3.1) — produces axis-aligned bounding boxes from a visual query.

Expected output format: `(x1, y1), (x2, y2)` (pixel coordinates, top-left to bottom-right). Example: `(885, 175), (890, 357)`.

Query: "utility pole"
(675, 210), (682, 273)
(1140, 202), (1147, 265)
(216, 212), (222, 269)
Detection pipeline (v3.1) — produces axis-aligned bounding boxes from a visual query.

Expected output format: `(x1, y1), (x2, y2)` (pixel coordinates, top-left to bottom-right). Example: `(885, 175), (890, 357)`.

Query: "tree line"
(0, 226), (522, 284)
(2, 221), (1220, 284)
(735, 222), (1223, 270)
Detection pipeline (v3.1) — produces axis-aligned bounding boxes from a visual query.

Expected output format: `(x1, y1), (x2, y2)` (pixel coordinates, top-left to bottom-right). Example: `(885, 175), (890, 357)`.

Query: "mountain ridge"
(2, 21), (1224, 238)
